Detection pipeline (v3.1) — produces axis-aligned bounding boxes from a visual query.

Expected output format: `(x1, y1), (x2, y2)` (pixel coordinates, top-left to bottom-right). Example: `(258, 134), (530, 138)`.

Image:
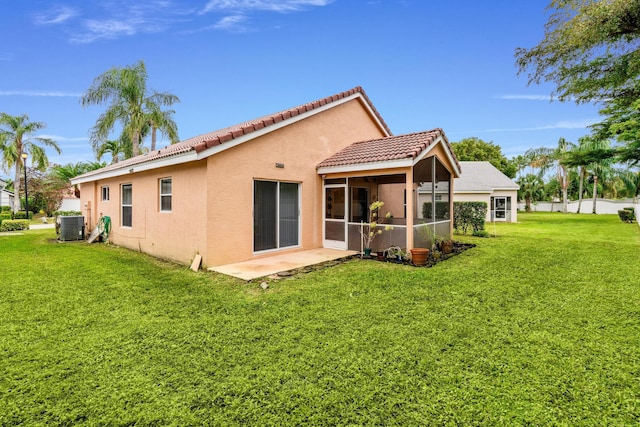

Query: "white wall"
(59, 197), (81, 212)
(519, 199), (635, 215)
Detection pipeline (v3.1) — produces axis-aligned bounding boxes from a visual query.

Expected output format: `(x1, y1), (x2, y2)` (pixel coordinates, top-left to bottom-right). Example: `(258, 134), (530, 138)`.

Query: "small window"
(435, 194), (442, 201)
(121, 184), (132, 227)
(159, 178), (172, 212)
(101, 186), (110, 201)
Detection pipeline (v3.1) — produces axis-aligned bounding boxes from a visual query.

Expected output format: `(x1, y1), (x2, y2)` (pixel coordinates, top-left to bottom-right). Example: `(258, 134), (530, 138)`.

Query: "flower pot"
(441, 240), (453, 254)
(363, 248), (372, 257)
(376, 251), (385, 261)
(410, 248), (429, 266)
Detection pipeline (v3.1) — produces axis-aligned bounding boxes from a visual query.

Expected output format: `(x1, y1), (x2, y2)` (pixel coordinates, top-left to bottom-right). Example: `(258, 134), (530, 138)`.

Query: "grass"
(1, 212), (639, 425)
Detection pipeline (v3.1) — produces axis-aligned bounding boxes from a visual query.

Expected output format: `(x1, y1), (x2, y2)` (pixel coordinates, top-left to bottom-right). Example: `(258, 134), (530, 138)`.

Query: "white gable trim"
(72, 92), (389, 185)
(413, 136), (461, 176)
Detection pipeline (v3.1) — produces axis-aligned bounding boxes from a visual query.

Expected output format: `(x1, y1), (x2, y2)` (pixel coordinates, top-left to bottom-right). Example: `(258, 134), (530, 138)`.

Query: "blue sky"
(0, 0), (601, 175)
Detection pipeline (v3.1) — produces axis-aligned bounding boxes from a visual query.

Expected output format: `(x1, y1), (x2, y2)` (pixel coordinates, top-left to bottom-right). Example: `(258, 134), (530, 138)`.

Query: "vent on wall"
(58, 216), (85, 241)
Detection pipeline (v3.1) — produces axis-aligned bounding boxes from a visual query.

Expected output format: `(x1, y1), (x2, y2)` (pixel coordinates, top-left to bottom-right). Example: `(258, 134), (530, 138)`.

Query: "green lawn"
(1, 213), (639, 425)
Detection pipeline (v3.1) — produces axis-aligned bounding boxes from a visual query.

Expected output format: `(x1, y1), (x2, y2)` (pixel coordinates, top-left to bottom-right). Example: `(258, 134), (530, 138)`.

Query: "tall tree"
(517, 174), (545, 212)
(525, 137), (575, 213)
(0, 113), (61, 212)
(451, 137), (517, 178)
(51, 161), (105, 197)
(81, 60), (180, 158)
(147, 104), (179, 151)
(516, 0), (640, 163)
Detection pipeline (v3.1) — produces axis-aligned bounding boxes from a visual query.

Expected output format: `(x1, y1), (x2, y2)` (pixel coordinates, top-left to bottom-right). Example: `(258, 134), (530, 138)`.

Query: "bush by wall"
(12, 211), (34, 220)
(422, 202), (450, 221)
(0, 219), (29, 232)
(1, 206), (11, 213)
(618, 207), (636, 223)
(454, 201), (487, 234)
(54, 210), (82, 217)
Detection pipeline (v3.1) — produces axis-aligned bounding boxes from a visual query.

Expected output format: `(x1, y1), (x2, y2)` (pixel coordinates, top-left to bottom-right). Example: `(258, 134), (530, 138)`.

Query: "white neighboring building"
(453, 161), (519, 223)
(1, 178), (15, 209)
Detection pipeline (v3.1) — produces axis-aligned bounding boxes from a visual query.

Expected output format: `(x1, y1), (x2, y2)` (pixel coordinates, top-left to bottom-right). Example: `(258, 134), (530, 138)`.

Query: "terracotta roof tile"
(317, 129), (461, 171)
(75, 86), (391, 181)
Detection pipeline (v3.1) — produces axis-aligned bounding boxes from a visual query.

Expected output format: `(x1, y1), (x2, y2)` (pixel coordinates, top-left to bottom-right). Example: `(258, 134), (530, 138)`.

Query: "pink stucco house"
(72, 87), (461, 268)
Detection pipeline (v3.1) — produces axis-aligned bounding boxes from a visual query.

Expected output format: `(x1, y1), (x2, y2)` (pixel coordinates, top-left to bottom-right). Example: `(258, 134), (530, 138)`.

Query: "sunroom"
(316, 129), (461, 254)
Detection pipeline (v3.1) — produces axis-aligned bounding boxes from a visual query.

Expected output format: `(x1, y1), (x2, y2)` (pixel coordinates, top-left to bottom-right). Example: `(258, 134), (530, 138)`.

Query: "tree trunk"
(151, 127), (157, 151)
(561, 167), (568, 213)
(132, 131), (140, 157)
(525, 196), (532, 212)
(12, 162), (21, 213)
(577, 167), (584, 213)
(592, 175), (598, 214)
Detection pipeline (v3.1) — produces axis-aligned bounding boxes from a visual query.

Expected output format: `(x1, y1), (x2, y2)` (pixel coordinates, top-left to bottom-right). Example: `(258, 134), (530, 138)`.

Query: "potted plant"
(360, 200), (392, 257)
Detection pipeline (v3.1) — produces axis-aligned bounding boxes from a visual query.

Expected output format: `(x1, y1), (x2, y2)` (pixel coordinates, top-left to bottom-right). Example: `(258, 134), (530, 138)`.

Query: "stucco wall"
(519, 199), (636, 215)
(454, 190), (518, 223)
(80, 161), (208, 266)
(204, 98), (387, 266)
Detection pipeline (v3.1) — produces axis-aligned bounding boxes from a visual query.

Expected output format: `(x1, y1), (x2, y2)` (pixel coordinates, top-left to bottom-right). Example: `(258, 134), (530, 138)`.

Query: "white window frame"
(101, 186), (110, 202)
(121, 183), (132, 228)
(159, 177), (172, 213)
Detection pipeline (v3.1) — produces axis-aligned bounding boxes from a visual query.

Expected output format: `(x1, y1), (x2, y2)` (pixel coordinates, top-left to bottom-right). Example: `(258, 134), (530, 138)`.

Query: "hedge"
(12, 211), (34, 220)
(453, 201), (487, 234)
(54, 210), (82, 217)
(422, 202), (450, 221)
(0, 219), (30, 232)
(618, 207), (636, 223)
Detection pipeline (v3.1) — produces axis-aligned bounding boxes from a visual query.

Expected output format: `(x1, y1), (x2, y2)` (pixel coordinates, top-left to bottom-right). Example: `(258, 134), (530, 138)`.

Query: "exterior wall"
(204, 98), (387, 266)
(519, 199), (636, 215)
(454, 190), (518, 223)
(80, 161), (208, 266)
(60, 197), (81, 212)
(1, 189), (14, 208)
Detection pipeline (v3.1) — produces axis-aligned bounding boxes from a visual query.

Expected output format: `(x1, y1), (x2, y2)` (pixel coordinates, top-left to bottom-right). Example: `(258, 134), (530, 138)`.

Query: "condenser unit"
(58, 216), (85, 241)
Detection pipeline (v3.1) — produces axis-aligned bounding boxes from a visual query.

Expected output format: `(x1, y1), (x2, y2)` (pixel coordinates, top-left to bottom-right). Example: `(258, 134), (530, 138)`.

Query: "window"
(435, 194), (442, 201)
(159, 178), (172, 212)
(121, 184), (132, 227)
(101, 186), (110, 201)
(254, 180), (300, 252)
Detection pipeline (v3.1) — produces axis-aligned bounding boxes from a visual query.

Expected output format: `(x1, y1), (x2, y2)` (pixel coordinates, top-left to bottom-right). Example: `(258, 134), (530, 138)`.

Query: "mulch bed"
(257, 241), (476, 284)
(365, 241), (476, 268)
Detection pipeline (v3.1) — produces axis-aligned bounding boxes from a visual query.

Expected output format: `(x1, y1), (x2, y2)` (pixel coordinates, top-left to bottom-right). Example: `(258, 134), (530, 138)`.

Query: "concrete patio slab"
(209, 248), (358, 281)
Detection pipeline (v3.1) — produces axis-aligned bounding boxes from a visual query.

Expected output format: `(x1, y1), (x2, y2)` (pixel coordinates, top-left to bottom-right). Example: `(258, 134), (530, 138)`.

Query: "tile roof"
(316, 129), (460, 171)
(455, 161), (519, 192)
(74, 86), (390, 181)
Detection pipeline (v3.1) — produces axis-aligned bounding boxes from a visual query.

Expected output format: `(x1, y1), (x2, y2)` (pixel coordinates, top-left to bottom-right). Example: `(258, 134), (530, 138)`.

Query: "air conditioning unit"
(58, 216), (85, 241)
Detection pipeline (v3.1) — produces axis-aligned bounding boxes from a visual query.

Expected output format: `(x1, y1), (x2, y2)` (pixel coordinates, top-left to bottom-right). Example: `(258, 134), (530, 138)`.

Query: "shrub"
(618, 209), (636, 223)
(1, 205), (11, 212)
(12, 211), (33, 220)
(0, 219), (29, 232)
(454, 202), (488, 234)
(54, 210), (82, 217)
(422, 202), (450, 221)
(473, 230), (490, 237)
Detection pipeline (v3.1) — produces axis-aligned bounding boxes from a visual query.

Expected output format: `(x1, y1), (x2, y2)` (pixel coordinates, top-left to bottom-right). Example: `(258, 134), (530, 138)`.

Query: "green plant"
(453, 201), (487, 234)
(422, 201), (450, 221)
(618, 209), (636, 223)
(360, 201), (392, 250)
(472, 229), (490, 237)
(0, 219), (29, 231)
(1, 205), (11, 212)
(54, 210), (82, 217)
(12, 211), (33, 220)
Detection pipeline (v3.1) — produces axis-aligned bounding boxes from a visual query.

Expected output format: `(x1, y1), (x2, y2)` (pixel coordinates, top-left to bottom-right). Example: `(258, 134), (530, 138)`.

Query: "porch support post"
(406, 168), (414, 250)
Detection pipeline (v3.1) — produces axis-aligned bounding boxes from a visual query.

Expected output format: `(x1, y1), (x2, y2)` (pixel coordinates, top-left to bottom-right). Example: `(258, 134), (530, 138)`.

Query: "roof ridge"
(74, 86), (390, 181)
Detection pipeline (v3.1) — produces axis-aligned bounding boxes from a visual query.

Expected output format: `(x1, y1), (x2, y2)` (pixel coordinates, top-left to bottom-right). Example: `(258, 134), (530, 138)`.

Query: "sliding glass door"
(254, 180), (299, 252)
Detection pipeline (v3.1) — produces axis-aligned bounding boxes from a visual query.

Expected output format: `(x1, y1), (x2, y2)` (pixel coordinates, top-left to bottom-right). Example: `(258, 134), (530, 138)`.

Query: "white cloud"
(200, 0), (334, 14)
(34, 6), (78, 25)
(0, 90), (81, 97)
(71, 20), (137, 44)
(38, 135), (89, 142)
(496, 94), (555, 101)
(480, 118), (600, 133)
(212, 15), (249, 31)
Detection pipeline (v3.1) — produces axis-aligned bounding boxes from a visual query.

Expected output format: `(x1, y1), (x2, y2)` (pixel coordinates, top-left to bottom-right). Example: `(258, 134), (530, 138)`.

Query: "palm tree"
(147, 102), (179, 151)
(81, 60), (180, 158)
(517, 173), (545, 212)
(0, 113), (61, 213)
(563, 137), (613, 214)
(96, 138), (132, 164)
(51, 161), (105, 197)
(525, 137), (575, 213)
